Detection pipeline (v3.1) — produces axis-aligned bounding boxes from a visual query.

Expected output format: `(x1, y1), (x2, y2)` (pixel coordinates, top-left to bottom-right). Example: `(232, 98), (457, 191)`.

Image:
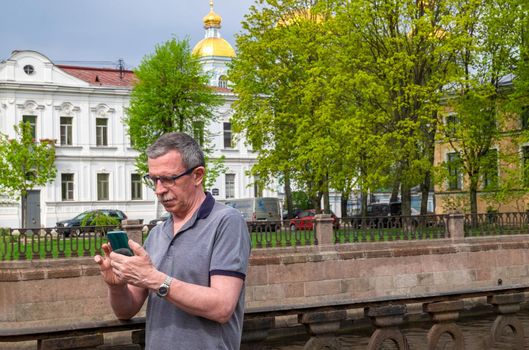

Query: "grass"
(0, 234), (107, 260)
(0, 224), (463, 260)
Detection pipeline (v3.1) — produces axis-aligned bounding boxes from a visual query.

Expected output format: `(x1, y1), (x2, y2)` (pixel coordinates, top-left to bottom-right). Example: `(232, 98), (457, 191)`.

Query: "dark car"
(289, 209), (339, 230)
(350, 202), (420, 228)
(56, 209), (127, 236)
(149, 212), (171, 225)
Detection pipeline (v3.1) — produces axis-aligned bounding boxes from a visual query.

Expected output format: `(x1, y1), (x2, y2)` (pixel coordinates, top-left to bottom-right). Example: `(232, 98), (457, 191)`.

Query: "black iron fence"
(338, 214), (448, 242)
(464, 211), (529, 236)
(0, 225), (154, 261)
(3, 212), (529, 260)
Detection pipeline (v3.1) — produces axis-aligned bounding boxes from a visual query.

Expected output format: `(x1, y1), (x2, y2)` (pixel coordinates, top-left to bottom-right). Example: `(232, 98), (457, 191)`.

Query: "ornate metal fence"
(336, 215), (448, 243)
(464, 212), (529, 236)
(1, 226), (116, 261)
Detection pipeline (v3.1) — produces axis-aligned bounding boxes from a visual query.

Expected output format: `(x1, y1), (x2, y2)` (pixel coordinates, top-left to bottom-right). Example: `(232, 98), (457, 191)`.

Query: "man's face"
(147, 150), (199, 216)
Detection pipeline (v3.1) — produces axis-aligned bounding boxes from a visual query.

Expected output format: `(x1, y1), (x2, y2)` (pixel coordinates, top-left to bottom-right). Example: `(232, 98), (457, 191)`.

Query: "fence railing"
(3, 212), (529, 260)
(0, 224), (154, 261)
(464, 211), (529, 236)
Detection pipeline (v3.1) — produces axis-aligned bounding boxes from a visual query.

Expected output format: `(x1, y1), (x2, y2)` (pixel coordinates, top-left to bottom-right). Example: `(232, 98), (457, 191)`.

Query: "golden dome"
(203, 0), (222, 28)
(192, 37), (236, 58)
(203, 10), (222, 28)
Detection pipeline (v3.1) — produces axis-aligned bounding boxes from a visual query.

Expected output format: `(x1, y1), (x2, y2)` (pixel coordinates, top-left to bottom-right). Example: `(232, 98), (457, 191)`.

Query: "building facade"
(0, 5), (278, 228)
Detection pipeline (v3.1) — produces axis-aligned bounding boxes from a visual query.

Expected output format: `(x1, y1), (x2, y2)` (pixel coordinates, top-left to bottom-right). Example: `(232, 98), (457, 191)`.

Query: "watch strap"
(156, 275), (173, 297)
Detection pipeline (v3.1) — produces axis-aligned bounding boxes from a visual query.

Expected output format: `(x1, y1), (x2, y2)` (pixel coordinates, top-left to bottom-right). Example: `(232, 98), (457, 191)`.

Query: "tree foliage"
(231, 0), (527, 216)
(0, 121), (56, 226)
(125, 38), (225, 188)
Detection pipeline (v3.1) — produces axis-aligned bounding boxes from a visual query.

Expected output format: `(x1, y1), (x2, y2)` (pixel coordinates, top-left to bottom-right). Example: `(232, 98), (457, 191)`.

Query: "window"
(23, 115), (37, 139)
(445, 115), (459, 138)
(97, 173), (109, 200)
(23, 65), (34, 75)
(193, 121), (205, 146)
(131, 173), (142, 200)
(61, 174), (74, 201)
(482, 149), (498, 189)
(96, 118), (108, 146)
(218, 75), (228, 89)
(225, 174), (235, 199)
(523, 146), (529, 187)
(60, 117), (73, 145)
(447, 152), (462, 190)
(223, 122), (233, 148)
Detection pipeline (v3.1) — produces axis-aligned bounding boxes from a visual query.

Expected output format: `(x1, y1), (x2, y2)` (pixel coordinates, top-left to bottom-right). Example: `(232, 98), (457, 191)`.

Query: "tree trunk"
(341, 189), (351, 218)
(469, 179), (479, 227)
(390, 182), (400, 203)
(361, 189), (368, 217)
(420, 170), (431, 215)
(284, 172), (293, 219)
(21, 193), (27, 228)
(401, 183), (412, 216)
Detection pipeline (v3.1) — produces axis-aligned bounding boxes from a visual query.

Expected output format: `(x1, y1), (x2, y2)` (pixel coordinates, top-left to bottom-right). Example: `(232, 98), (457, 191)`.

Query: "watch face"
(158, 286), (169, 296)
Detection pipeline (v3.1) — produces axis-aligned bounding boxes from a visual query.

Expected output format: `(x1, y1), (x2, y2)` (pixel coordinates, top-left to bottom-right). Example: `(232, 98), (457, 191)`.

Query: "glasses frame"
(143, 166), (199, 189)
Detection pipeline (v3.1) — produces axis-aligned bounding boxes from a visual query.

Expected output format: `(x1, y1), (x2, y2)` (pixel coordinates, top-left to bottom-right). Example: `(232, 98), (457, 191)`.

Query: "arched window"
(218, 75), (228, 88)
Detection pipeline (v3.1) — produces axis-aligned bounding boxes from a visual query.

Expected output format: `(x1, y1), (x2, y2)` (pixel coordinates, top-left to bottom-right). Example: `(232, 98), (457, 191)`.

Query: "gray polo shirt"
(143, 193), (251, 350)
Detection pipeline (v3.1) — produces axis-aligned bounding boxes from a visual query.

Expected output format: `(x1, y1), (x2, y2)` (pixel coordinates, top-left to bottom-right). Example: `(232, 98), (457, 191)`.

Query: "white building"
(0, 4), (278, 228)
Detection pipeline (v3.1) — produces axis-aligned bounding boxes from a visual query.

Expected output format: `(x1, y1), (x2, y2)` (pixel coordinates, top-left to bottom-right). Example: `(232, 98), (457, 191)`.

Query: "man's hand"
(94, 243), (126, 286)
(109, 240), (164, 290)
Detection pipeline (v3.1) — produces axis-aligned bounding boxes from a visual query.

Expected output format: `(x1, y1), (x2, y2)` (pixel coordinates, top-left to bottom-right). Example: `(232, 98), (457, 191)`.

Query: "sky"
(0, 0), (252, 69)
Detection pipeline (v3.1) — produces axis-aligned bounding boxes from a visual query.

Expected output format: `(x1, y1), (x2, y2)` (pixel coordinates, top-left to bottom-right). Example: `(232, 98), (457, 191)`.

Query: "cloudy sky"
(0, 0), (252, 69)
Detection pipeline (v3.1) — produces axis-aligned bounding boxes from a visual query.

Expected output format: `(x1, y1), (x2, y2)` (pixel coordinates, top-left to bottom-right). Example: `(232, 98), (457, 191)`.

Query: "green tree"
(331, 0), (459, 215)
(437, 0), (523, 215)
(231, 0), (342, 215)
(0, 121), (56, 227)
(125, 38), (224, 188)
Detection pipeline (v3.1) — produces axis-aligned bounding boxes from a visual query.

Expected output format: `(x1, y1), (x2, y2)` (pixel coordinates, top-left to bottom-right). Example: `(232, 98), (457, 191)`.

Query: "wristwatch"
(156, 275), (173, 297)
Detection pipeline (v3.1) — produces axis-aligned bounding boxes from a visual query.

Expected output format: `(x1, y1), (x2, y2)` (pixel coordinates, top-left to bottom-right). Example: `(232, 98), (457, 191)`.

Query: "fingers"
(129, 240), (147, 257)
(101, 243), (112, 256)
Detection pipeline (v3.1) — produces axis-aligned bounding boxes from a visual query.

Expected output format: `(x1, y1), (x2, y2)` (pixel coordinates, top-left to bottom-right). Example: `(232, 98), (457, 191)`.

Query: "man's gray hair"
(146, 132), (205, 169)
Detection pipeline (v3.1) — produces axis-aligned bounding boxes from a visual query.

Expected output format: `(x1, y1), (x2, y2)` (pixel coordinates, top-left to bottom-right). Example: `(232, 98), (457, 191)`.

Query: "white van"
(220, 197), (282, 223)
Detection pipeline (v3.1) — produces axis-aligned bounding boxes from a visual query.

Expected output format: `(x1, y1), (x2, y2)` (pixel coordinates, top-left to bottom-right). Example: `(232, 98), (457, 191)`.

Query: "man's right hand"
(94, 243), (126, 286)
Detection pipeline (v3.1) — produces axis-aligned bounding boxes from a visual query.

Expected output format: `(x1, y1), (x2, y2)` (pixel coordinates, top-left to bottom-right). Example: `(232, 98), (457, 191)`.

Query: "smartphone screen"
(107, 231), (133, 256)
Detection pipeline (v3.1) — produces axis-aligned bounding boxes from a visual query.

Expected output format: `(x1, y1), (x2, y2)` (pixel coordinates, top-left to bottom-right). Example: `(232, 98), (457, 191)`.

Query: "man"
(94, 132), (251, 349)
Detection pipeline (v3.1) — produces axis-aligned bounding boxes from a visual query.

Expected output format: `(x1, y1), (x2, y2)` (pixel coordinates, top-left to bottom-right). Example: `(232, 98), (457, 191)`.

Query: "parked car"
(220, 197), (282, 230)
(56, 209), (127, 236)
(289, 209), (339, 231)
(149, 212), (171, 225)
(350, 202), (421, 228)
(282, 208), (305, 220)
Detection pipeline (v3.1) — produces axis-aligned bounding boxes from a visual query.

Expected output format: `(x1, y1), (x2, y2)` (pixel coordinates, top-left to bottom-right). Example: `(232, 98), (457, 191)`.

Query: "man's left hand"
(109, 240), (163, 289)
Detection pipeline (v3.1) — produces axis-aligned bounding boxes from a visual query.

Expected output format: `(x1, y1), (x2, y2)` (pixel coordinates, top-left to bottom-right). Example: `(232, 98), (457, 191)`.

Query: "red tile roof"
(57, 65), (233, 93)
(57, 65), (137, 87)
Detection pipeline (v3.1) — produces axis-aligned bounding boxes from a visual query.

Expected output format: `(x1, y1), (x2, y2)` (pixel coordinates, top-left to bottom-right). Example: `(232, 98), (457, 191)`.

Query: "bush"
(80, 212), (120, 227)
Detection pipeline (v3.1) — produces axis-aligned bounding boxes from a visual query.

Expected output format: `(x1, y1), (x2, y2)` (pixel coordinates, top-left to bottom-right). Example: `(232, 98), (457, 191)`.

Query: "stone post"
(122, 219), (145, 245)
(446, 213), (465, 240)
(299, 310), (346, 350)
(486, 293), (525, 349)
(314, 214), (334, 246)
(423, 300), (465, 350)
(365, 304), (409, 350)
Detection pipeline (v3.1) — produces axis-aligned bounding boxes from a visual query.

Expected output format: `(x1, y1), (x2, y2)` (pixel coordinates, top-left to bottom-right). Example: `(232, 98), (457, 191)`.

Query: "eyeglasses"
(143, 166), (198, 189)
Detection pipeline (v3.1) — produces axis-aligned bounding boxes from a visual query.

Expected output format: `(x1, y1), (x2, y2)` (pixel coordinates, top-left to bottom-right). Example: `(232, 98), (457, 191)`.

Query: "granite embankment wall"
(2, 216), (529, 329)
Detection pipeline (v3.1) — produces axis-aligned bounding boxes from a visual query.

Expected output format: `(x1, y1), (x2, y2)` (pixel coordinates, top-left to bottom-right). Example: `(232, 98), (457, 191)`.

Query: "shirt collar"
(197, 191), (215, 219)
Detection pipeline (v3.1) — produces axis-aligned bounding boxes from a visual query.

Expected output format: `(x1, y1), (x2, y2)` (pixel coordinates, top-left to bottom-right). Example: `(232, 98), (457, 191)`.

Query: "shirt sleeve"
(209, 208), (251, 280)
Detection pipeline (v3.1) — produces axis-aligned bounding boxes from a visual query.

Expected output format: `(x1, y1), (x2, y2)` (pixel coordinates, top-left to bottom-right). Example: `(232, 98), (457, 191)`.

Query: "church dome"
(192, 1), (236, 58)
(192, 37), (236, 58)
(203, 9), (222, 28)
